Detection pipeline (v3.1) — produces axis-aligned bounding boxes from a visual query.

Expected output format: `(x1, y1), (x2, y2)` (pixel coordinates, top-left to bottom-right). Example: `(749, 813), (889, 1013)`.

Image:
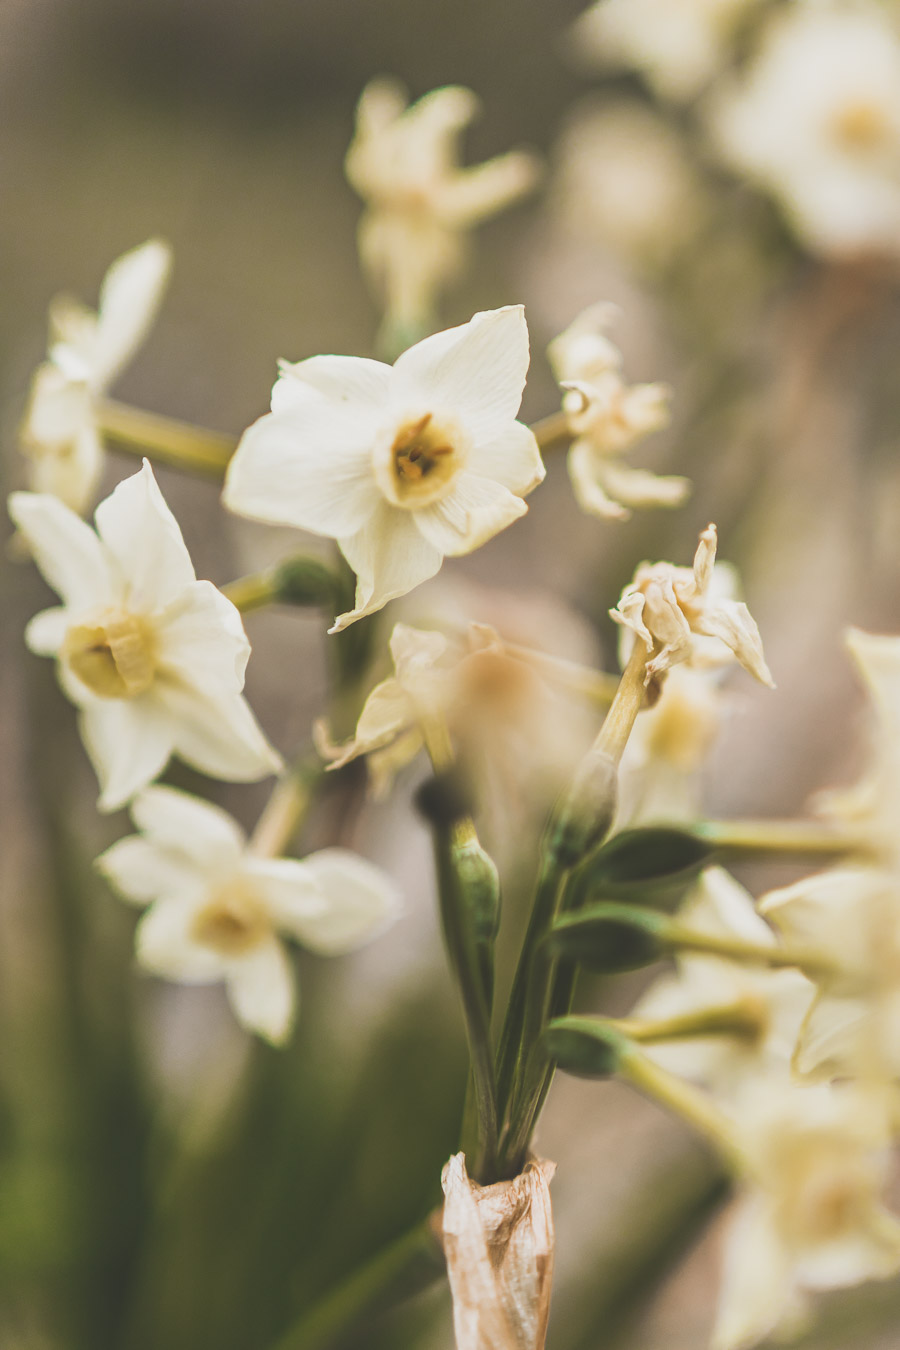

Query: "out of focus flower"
(19, 240), (171, 512)
(631, 868), (814, 1100)
(553, 100), (708, 272)
(98, 786), (399, 1044)
(548, 305), (689, 521)
(710, 2), (900, 259)
(224, 307), (545, 630)
(713, 1082), (900, 1350)
(610, 525), (773, 686)
(571, 0), (762, 103)
(9, 462), (281, 811)
(345, 79), (540, 338)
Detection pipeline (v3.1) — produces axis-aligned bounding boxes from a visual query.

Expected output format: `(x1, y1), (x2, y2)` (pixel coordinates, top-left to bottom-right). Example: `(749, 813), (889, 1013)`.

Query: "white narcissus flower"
(345, 80), (541, 334)
(571, 0), (762, 103)
(710, 2), (900, 259)
(630, 868), (814, 1101)
(97, 786), (400, 1044)
(19, 240), (172, 513)
(547, 305), (689, 522)
(610, 525), (774, 686)
(9, 461), (281, 811)
(713, 1083), (900, 1350)
(223, 307), (545, 631)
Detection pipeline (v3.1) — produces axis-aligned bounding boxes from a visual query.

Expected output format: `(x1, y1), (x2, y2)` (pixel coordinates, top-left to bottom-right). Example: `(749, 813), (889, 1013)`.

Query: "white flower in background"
(345, 79), (541, 336)
(97, 786), (400, 1044)
(713, 1082), (900, 1350)
(571, 0), (762, 103)
(610, 525), (773, 686)
(223, 307), (545, 631)
(9, 462), (281, 811)
(630, 868), (814, 1100)
(553, 100), (708, 272)
(548, 305), (689, 521)
(710, 2), (900, 259)
(19, 240), (172, 513)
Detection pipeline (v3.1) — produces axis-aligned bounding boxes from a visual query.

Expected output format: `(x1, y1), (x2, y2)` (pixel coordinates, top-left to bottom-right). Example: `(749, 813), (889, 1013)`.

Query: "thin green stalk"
(695, 817), (863, 858)
(97, 398), (235, 476)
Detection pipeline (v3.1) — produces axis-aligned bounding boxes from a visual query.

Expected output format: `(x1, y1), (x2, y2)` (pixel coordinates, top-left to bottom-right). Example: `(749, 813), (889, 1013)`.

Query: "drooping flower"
(712, 1082), (900, 1350)
(9, 461), (281, 811)
(570, 0), (763, 103)
(610, 524), (774, 686)
(345, 80), (541, 338)
(547, 305), (689, 521)
(223, 307), (545, 631)
(19, 239), (172, 513)
(97, 786), (400, 1044)
(710, 2), (900, 259)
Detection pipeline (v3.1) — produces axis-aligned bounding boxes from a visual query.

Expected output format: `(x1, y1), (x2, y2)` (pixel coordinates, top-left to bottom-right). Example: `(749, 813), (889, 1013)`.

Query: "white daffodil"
(571, 0), (762, 103)
(223, 307), (545, 631)
(710, 2), (900, 259)
(713, 1082), (900, 1350)
(630, 868), (814, 1101)
(610, 525), (773, 686)
(547, 305), (689, 522)
(19, 239), (172, 513)
(345, 79), (540, 336)
(9, 462), (281, 811)
(97, 786), (400, 1044)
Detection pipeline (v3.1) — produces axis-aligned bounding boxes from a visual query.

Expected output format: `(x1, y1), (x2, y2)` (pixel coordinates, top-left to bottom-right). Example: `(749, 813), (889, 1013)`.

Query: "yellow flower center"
(374, 410), (469, 508)
(61, 609), (156, 698)
(831, 99), (891, 151)
(190, 882), (272, 958)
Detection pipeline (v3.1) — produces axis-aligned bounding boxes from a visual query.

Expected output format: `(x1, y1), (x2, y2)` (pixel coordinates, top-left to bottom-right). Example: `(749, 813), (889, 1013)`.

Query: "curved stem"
(97, 399), (235, 476)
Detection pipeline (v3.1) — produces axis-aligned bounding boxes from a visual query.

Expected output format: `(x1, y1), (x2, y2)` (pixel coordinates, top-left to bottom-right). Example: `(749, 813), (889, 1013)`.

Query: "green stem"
(97, 398), (235, 476)
(531, 409), (570, 450)
(695, 818), (863, 859)
(267, 1219), (444, 1350)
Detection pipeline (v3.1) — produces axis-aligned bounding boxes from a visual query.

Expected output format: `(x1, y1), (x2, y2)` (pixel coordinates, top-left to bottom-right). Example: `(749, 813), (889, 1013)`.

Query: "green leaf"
(579, 828), (716, 906)
(546, 903), (670, 973)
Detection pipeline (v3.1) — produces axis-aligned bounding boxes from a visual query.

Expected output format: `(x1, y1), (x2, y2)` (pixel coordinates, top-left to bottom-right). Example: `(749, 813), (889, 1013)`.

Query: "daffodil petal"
(468, 419), (545, 496)
(155, 580), (251, 694)
(82, 697), (176, 813)
(94, 461), (196, 611)
(9, 490), (113, 610)
(93, 238), (172, 388)
(97, 835), (199, 905)
(332, 503), (443, 630)
(130, 785), (247, 865)
(225, 939), (296, 1044)
(24, 607), (69, 656)
(160, 681), (282, 782)
(136, 896), (225, 983)
(414, 473), (527, 557)
(272, 353), (391, 414)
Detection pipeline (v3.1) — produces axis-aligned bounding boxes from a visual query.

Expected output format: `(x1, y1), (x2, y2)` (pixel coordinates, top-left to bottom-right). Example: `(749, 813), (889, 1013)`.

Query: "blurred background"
(3, 2), (900, 1348)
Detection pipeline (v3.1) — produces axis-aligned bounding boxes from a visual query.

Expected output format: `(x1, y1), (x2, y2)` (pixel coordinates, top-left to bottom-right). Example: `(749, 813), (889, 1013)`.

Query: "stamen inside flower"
(190, 882), (271, 957)
(62, 610), (156, 698)
(374, 410), (469, 508)
(831, 100), (891, 151)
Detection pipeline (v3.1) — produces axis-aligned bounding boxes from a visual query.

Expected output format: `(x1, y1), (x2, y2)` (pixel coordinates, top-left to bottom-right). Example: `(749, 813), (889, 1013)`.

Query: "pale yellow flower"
(345, 79), (540, 335)
(98, 786), (400, 1044)
(223, 307), (545, 630)
(19, 240), (171, 512)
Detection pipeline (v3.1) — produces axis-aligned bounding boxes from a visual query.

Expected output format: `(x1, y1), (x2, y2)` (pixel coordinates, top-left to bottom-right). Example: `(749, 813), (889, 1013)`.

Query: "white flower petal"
(155, 580), (251, 695)
(24, 607), (69, 656)
(96, 835), (198, 905)
(322, 677), (415, 769)
(695, 599), (774, 687)
(467, 419), (545, 496)
(130, 785), (247, 867)
(222, 406), (377, 537)
(8, 490), (113, 610)
(331, 503), (444, 630)
(436, 151), (542, 228)
(414, 473), (527, 556)
(159, 681), (282, 782)
(271, 353), (391, 414)
(296, 848), (401, 954)
(391, 307), (530, 438)
(94, 461), (196, 611)
(135, 895), (225, 983)
(596, 459), (690, 511)
(712, 1196), (800, 1350)
(568, 440), (631, 520)
(225, 938), (296, 1044)
(80, 697), (175, 812)
(92, 239), (172, 389)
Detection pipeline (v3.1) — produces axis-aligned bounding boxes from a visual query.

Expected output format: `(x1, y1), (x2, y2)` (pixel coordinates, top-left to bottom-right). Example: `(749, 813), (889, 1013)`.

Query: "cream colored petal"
(155, 580), (251, 694)
(222, 406), (377, 538)
(8, 490), (113, 610)
(844, 629), (900, 740)
(712, 1195), (801, 1350)
(414, 473), (527, 557)
(389, 621), (449, 674)
(96, 835), (198, 905)
(271, 352), (391, 415)
(135, 895), (225, 983)
(331, 503), (444, 631)
(468, 419), (545, 497)
(285, 848), (400, 954)
(130, 784), (247, 866)
(797, 1213), (900, 1290)
(80, 697), (175, 812)
(24, 607), (69, 656)
(596, 459), (690, 511)
(392, 306), (530, 439)
(159, 681), (282, 782)
(793, 993), (872, 1079)
(94, 461), (196, 611)
(568, 440), (631, 520)
(28, 423), (104, 515)
(367, 727), (426, 797)
(322, 678), (416, 771)
(694, 599), (774, 687)
(609, 588), (654, 647)
(92, 239), (172, 389)
(436, 151), (542, 227)
(225, 938), (296, 1045)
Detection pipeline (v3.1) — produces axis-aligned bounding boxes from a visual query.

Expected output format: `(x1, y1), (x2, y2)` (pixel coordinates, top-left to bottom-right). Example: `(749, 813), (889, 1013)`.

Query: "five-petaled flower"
(97, 786), (400, 1044)
(9, 461), (281, 811)
(223, 306), (545, 631)
(19, 239), (171, 513)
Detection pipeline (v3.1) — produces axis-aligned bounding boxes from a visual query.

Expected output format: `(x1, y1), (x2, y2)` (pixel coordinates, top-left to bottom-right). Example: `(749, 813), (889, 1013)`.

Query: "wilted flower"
(571, 0), (762, 103)
(710, 1), (900, 259)
(224, 307), (545, 630)
(610, 525), (773, 686)
(9, 461), (281, 811)
(713, 1083), (900, 1350)
(98, 786), (400, 1044)
(19, 239), (171, 512)
(345, 79), (540, 337)
(548, 305), (689, 521)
